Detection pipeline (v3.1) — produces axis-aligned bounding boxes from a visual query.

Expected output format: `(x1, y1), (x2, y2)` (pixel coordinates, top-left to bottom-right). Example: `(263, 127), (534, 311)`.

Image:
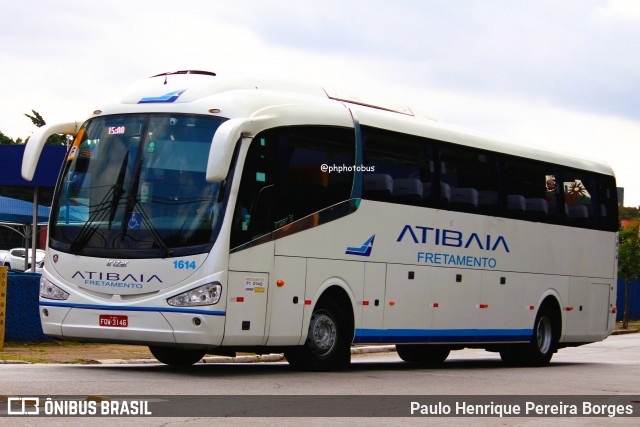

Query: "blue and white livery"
(22, 70), (618, 369)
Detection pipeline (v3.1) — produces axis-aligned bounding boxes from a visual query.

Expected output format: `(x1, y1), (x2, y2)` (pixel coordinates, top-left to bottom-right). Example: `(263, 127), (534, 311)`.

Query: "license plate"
(99, 314), (128, 328)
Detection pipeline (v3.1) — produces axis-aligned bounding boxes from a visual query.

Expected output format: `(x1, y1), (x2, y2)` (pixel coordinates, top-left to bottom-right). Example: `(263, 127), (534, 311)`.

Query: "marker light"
(40, 277), (69, 300)
(167, 282), (222, 307)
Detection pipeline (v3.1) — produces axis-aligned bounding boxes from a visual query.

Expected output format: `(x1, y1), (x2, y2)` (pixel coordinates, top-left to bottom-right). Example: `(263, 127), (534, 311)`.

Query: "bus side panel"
(564, 279), (613, 342)
(359, 262), (386, 343)
(565, 277), (590, 339)
(479, 271), (525, 335)
(589, 282), (612, 335)
(302, 258), (364, 345)
(382, 264), (433, 333)
(266, 256), (307, 346)
(224, 241), (275, 346)
(222, 271), (269, 346)
(429, 267), (481, 343)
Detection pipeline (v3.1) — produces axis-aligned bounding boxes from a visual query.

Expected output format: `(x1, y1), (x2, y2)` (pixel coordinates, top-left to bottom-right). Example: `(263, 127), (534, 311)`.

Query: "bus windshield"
(50, 113), (229, 258)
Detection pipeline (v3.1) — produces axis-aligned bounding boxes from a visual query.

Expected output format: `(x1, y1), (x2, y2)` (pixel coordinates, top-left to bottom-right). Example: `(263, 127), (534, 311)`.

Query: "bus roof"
(95, 70), (614, 177)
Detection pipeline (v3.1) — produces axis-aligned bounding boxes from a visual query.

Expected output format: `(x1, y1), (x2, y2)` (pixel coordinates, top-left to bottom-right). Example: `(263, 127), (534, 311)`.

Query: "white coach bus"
(22, 70), (618, 369)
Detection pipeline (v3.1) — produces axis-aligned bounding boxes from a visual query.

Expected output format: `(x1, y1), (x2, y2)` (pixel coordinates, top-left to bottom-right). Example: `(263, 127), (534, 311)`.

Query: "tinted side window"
(561, 169), (596, 228)
(231, 126), (354, 248)
(596, 174), (618, 231)
(362, 127), (434, 207)
(282, 127), (354, 219)
(440, 145), (500, 214)
(504, 160), (559, 222)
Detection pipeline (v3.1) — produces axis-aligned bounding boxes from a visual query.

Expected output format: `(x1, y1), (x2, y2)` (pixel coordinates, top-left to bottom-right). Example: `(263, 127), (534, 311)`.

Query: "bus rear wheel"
(285, 299), (351, 371)
(149, 346), (206, 366)
(523, 306), (558, 366)
(396, 344), (450, 365)
(500, 304), (559, 367)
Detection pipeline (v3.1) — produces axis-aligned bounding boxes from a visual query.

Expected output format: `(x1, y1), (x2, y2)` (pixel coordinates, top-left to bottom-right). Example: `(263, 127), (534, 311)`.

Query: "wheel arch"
(537, 293), (563, 341)
(301, 281), (356, 345)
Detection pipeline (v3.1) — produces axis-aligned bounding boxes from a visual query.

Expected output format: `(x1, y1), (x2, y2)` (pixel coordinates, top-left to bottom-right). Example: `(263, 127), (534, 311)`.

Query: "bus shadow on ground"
(78, 358), (593, 378)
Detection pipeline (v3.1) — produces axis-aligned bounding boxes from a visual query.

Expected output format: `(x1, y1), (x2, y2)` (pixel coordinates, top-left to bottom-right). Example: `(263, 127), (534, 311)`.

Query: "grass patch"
(0, 354), (47, 364)
(2, 340), (102, 348)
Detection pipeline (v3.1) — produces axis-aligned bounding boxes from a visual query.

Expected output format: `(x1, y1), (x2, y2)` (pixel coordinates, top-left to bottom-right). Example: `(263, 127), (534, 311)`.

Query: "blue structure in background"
(617, 278), (640, 321)
(0, 145), (66, 187)
(0, 196), (51, 224)
(5, 272), (52, 342)
(1, 145), (65, 342)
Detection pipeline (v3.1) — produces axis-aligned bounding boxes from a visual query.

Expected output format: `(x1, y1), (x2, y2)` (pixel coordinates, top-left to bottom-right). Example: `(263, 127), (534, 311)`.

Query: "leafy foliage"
(24, 110), (46, 127)
(618, 227), (640, 281)
(0, 110), (70, 145)
(619, 206), (640, 220)
(0, 130), (18, 145)
(618, 226), (640, 327)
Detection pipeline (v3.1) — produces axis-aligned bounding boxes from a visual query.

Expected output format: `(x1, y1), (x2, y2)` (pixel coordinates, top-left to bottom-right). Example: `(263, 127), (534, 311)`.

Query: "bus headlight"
(167, 282), (222, 307)
(40, 277), (69, 300)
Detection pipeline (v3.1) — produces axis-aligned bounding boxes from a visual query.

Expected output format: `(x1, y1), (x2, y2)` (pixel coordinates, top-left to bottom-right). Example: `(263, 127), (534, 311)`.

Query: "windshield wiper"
(69, 186), (118, 254)
(116, 138), (172, 257)
(69, 154), (129, 254)
(108, 151), (128, 229)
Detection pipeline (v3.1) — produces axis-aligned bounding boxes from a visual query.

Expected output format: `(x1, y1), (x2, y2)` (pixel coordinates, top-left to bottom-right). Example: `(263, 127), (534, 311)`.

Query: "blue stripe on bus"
(39, 301), (225, 316)
(353, 328), (532, 344)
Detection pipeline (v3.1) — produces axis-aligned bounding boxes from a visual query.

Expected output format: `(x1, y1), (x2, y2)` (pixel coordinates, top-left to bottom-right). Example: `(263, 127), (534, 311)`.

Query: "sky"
(1, 0), (639, 205)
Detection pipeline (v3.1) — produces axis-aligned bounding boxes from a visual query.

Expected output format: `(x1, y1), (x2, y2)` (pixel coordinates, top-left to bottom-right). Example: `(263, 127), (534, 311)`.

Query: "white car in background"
(0, 248), (46, 272)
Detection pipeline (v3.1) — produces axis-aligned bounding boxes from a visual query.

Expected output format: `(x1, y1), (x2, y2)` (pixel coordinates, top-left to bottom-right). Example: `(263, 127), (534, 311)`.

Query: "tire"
(285, 299), (351, 371)
(148, 346), (205, 367)
(396, 344), (450, 365)
(523, 306), (558, 366)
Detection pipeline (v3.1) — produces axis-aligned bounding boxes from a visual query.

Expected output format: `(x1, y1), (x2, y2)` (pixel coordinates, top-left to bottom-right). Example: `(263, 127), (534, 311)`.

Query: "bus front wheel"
(285, 299), (351, 371)
(149, 346), (206, 367)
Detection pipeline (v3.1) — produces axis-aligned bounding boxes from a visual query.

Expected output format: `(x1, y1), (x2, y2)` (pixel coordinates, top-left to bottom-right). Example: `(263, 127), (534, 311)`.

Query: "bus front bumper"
(39, 302), (225, 347)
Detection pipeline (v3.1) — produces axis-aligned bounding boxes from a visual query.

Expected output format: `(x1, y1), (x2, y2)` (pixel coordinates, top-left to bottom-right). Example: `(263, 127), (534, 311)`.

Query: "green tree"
(618, 226), (640, 329)
(0, 130), (18, 144)
(24, 110), (46, 127)
(619, 206), (640, 221)
(24, 110), (71, 146)
(0, 110), (69, 145)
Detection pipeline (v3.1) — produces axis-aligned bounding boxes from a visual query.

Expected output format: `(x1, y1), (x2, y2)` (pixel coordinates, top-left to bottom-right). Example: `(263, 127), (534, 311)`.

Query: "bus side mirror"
(21, 121), (83, 181)
(206, 118), (250, 182)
